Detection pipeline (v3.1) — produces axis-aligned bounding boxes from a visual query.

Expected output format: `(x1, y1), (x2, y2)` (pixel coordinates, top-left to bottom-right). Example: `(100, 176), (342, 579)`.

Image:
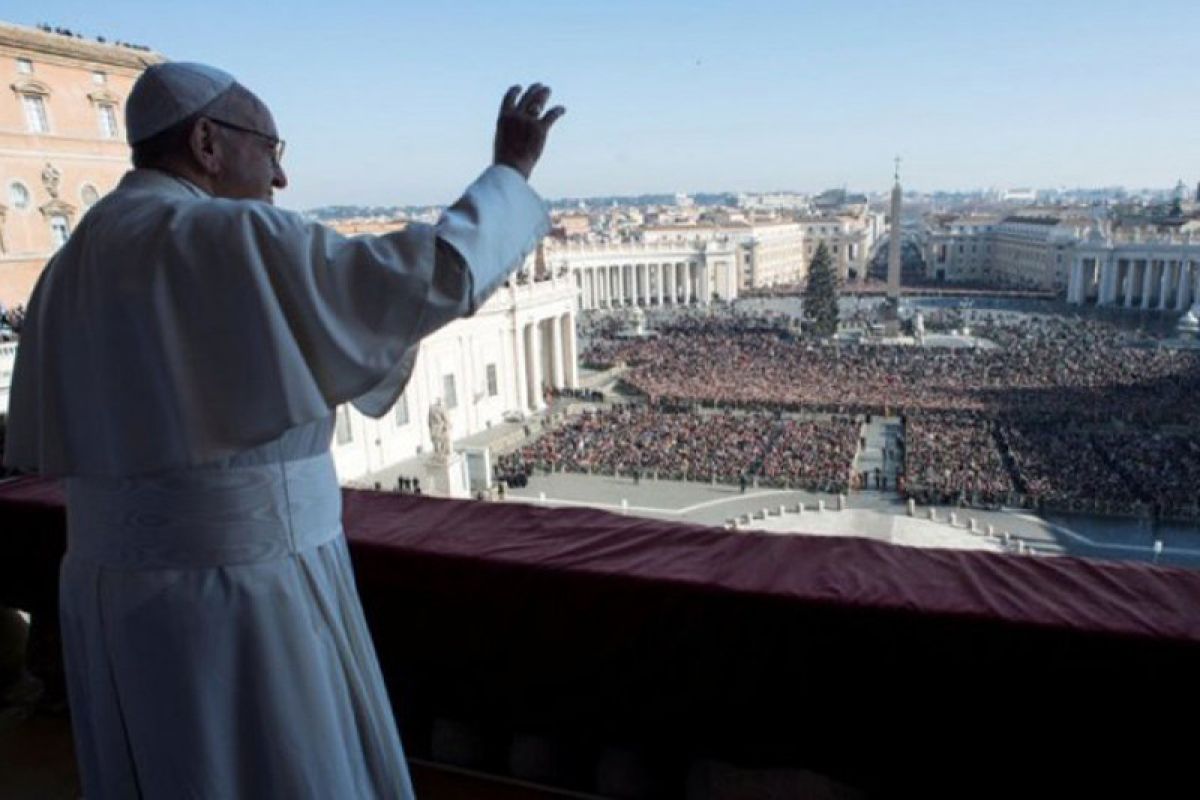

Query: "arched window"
(13, 79), (52, 134)
(9, 182), (30, 210)
(22, 93), (49, 133)
(88, 90), (121, 139)
(97, 103), (119, 138)
(49, 214), (71, 248)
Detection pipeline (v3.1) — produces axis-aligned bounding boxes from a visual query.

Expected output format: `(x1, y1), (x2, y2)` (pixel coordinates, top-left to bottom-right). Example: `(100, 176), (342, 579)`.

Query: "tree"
(803, 241), (839, 337)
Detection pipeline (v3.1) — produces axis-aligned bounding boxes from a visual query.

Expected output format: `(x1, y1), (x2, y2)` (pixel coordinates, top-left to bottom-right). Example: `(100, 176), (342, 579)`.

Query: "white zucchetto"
(126, 62), (237, 145)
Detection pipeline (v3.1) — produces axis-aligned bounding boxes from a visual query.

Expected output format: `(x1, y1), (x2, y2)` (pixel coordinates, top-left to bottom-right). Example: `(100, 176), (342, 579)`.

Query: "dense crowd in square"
(558, 307), (1200, 519)
(495, 406), (860, 492)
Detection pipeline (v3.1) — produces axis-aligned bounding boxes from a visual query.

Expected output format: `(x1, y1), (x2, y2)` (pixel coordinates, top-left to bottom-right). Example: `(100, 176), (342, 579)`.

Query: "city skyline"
(14, 0), (1200, 209)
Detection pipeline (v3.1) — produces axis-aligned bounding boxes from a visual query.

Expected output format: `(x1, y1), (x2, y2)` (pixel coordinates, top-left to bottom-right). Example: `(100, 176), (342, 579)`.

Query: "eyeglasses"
(207, 118), (286, 164)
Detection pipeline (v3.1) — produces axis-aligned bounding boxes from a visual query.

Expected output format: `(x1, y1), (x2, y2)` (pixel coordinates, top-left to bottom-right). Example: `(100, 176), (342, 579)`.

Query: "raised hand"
(493, 83), (565, 180)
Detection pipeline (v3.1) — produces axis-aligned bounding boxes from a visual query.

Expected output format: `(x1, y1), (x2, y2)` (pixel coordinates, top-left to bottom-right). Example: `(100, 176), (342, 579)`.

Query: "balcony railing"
(3, 477), (1198, 797)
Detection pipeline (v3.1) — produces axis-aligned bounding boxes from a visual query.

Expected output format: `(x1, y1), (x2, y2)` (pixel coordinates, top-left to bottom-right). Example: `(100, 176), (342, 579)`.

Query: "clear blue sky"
(18, 1), (1200, 209)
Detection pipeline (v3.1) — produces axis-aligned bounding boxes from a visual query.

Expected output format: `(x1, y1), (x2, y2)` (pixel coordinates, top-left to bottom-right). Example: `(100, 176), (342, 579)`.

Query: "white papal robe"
(5, 165), (549, 798)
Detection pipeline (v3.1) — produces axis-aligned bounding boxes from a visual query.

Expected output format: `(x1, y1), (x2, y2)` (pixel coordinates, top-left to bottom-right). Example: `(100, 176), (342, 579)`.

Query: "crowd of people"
(904, 412), (1014, 506)
(567, 308), (1200, 519)
(495, 406), (859, 492)
(1093, 430), (1200, 520)
(900, 414), (1200, 519)
(999, 424), (1140, 514)
(582, 314), (1200, 426)
(757, 416), (860, 493)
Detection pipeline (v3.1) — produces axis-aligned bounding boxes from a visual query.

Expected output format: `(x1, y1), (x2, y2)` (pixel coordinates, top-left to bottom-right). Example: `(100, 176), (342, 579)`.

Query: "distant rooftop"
(0, 21), (164, 69)
(1000, 215), (1061, 226)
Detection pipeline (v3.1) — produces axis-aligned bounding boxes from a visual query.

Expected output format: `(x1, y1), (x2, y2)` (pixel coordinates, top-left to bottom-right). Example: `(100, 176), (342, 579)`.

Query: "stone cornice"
(86, 88), (121, 105)
(0, 22), (165, 70)
(11, 78), (50, 96)
(39, 198), (77, 219)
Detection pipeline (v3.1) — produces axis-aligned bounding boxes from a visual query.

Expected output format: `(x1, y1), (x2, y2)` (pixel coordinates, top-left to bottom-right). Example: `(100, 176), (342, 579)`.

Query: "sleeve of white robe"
(249, 162), (550, 418)
(3, 164), (549, 477)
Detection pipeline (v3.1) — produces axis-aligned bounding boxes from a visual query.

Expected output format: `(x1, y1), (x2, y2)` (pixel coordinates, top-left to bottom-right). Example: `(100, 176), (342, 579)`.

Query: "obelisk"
(887, 157), (902, 301)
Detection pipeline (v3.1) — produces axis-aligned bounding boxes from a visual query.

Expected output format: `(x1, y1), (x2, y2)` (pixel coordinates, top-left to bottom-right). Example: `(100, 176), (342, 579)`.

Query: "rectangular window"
(92, 70), (106, 84)
(335, 405), (353, 445)
(486, 364), (498, 397)
(49, 215), (71, 248)
(16, 58), (32, 74)
(443, 374), (457, 409)
(394, 391), (409, 426)
(22, 94), (49, 134)
(98, 103), (118, 138)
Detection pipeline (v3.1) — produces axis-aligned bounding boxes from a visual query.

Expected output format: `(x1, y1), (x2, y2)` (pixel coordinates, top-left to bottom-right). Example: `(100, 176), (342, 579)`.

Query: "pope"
(5, 61), (564, 799)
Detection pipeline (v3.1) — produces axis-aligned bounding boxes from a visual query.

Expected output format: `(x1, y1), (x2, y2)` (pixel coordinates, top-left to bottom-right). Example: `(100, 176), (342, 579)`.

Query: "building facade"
(986, 215), (1079, 290)
(924, 215), (999, 282)
(544, 237), (740, 311)
(796, 212), (879, 282)
(0, 22), (162, 306)
(324, 257), (580, 483)
(1067, 227), (1200, 313)
(643, 221), (808, 290)
(739, 222), (806, 288)
(923, 212), (1086, 291)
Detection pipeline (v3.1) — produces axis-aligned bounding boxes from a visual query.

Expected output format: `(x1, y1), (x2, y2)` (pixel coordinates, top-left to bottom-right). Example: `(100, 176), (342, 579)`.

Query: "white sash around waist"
(65, 453), (342, 569)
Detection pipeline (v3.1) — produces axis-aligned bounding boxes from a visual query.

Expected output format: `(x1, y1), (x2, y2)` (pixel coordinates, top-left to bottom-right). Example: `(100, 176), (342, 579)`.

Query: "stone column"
(1068, 257), (1084, 304)
(563, 313), (579, 388)
(550, 315), (564, 388)
(1142, 259), (1157, 310)
(1159, 260), (1175, 311)
(1099, 257), (1116, 305)
(1176, 261), (1193, 312)
(684, 263), (693, 304)
(1123, 259), (1137, 308)
(528, 320), (544, 410)
(667, 262), (676, 304)
(513, 319), (528, 412)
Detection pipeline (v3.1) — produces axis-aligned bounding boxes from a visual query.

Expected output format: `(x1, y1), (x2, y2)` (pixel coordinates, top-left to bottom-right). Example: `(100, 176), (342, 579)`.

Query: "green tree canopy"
(803, 241), (839, 337)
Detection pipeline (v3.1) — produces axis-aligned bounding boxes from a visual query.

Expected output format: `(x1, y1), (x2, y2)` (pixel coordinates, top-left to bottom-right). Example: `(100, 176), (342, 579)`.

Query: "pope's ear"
(188, 118), (221, 175)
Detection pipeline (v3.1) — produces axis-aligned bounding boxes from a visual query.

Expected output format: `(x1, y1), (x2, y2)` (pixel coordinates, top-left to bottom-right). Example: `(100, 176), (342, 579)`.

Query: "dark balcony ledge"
(3, 477), (1200, 796)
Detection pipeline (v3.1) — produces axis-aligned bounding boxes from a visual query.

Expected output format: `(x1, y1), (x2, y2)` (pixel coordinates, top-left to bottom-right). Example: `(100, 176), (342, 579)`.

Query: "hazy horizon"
(17, 1), (1200, 209)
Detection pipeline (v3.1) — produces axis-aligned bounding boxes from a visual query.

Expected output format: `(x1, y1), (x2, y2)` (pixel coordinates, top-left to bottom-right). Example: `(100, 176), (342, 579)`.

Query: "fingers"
(502, 82), (563, 124)
(541, 105), (567, 129)
(518, 83), (550, 115)
(499, 85), (520, 119)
